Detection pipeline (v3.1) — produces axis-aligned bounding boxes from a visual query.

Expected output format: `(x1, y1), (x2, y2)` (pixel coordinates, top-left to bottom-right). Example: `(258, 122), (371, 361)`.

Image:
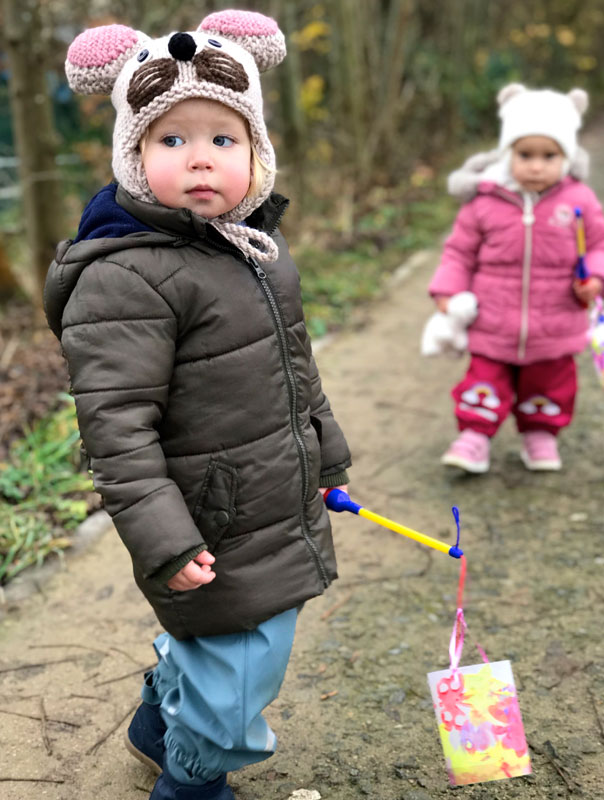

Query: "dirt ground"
(2, 129), (604, 799)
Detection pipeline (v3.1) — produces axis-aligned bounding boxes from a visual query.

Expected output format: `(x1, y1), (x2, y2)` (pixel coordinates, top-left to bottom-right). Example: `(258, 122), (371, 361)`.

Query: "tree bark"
(276, 2), (308, 202)
(2, 0), (65, 307)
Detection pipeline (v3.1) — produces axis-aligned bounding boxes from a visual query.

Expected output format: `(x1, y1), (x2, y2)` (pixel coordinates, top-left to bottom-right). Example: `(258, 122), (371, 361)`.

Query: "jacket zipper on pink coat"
(518, 192), (536, 360)
(494, 185), (562, 360)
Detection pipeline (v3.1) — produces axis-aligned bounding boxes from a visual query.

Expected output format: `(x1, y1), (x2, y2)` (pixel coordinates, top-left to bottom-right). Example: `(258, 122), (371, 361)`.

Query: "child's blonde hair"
(248, 144), (275, 199)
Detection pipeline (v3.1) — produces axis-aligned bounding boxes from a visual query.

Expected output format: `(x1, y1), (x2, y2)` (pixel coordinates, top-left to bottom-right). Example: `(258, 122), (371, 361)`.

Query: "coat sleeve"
(305, 336), (351, 486)
(60, 257), (205, 581)
(582, 186), (604, 280)
(428, 202), (482, 297)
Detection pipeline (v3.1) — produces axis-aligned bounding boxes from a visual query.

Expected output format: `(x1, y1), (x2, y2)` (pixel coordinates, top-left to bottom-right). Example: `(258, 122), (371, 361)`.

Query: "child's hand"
(573, 276), (603, 305)
(434, 295), (450, 313)
(167, 550), (216, 592)
(319, 485), (348, 498)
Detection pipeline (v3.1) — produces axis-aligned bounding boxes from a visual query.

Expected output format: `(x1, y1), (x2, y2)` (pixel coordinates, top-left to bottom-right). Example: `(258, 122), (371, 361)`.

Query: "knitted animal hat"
(497, 83), (588, 159)
(65, 10), (286, 261)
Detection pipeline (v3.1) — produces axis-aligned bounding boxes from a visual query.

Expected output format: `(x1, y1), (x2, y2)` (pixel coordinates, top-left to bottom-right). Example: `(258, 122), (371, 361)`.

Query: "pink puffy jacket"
(429, 177), (604, 364)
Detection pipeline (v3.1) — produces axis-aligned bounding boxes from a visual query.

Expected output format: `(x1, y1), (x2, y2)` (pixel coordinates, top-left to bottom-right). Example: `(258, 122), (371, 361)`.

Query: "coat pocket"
(193, 460), (238, 550)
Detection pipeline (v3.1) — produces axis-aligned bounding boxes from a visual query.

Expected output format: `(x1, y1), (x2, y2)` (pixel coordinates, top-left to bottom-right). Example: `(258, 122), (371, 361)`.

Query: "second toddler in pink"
(429, 83), (604, 473)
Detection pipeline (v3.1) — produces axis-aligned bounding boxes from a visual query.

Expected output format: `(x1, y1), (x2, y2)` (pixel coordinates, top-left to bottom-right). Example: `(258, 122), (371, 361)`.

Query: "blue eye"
(213, 135), (234, 147)
(207, 39), (222, 48)
(137, 49), (150, 62)
(163, 135), (184, 147)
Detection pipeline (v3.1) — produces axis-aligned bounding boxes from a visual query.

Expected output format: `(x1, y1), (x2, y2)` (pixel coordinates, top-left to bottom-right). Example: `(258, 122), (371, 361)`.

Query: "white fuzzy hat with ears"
(65, 11), (286, 227)
(497, 83), (588, 159)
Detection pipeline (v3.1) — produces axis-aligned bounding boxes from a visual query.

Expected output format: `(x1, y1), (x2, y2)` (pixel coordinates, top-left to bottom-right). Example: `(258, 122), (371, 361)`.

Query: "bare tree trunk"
(2, 0), (65, 307)
(276, 2), (308, 202)
(361, 0), (416, 182)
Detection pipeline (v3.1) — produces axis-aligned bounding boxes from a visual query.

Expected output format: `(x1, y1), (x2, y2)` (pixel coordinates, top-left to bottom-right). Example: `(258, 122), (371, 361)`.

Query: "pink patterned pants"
(451, 354), (577, 437)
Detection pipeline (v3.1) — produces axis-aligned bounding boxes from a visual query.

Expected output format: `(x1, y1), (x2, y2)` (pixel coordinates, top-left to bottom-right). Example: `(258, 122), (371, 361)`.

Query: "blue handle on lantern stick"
(324, 487), (362, 514)
(576, 257), (589, 281)
(324, 488), (463, 558)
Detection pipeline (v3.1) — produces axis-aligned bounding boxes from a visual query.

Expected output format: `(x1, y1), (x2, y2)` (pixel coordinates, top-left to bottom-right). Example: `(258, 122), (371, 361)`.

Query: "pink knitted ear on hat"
(200, 9), (279, 37)
(198, 9), (286, 72)
(66, 24), (143, 95)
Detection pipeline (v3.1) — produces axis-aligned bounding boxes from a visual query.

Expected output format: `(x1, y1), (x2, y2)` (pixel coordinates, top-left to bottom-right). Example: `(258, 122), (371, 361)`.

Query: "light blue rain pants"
(141, 607), (298, 784)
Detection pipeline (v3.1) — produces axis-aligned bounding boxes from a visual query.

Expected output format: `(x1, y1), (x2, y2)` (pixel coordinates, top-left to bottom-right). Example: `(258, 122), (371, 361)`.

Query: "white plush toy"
(420, 291), (478, 357)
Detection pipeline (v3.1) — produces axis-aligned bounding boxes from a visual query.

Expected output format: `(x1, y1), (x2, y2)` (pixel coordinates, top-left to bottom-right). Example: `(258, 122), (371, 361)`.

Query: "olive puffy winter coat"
(44, 184), (351, 639)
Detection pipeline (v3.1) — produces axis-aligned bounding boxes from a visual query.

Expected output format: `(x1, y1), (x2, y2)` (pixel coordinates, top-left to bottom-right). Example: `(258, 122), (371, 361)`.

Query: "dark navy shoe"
(125, 701), (167, 774)
(149, 770), (235, 799)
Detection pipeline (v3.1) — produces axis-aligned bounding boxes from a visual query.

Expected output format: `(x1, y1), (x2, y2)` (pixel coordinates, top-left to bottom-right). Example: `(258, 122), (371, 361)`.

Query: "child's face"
(141, 98), (252, 219)
(510, 136), (564, 193)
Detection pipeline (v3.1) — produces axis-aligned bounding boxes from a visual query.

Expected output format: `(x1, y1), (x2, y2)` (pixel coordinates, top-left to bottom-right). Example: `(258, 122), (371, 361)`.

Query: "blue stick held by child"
(44, 11), (351, 800)
(426, 83), (604, 475)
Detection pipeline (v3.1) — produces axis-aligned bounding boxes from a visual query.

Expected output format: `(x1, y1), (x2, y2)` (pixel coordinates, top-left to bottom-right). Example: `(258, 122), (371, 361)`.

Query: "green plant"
(296, 186), (456, 338)
(0, 394), (93, 585)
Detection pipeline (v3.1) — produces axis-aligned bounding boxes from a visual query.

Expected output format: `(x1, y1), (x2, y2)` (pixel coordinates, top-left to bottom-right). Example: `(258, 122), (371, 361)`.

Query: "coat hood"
(73, 182), (155, 242)
(447, 144), (590, 202)
(44, 183), (288, 340)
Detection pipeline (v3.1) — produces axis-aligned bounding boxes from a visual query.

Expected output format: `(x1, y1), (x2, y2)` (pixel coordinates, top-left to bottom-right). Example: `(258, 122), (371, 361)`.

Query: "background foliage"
(4, 2), (604, 208)
(3, 0), (604, 316)
(0, 395), (94, 584)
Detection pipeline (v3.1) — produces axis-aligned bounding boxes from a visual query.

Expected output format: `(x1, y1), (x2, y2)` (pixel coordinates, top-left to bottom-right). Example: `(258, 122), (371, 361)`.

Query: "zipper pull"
(249, 257), (267, 280)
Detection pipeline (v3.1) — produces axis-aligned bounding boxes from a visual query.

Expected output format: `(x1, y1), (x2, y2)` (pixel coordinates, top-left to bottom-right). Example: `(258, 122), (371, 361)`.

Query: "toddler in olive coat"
(44, 10), (351, 800)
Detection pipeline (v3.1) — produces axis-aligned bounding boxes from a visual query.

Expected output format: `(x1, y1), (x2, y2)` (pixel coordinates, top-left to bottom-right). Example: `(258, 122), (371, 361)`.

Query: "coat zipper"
(247, 256), (329, 587)
(493, 187), (541, 360)
(517, 192), (536, 360)
(177, 211), (328, 584)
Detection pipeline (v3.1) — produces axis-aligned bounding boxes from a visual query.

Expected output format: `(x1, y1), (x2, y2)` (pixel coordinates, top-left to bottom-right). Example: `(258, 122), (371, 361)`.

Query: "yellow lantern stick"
(324, 488), (463, 558)
(575, 207), (589, 307)
(576, 208), (586, 267)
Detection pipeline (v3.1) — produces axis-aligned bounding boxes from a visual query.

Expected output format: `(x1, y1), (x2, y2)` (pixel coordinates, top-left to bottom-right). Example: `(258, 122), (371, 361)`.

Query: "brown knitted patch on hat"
(127, 58), (179, 113)
(193, 49), (249, 93)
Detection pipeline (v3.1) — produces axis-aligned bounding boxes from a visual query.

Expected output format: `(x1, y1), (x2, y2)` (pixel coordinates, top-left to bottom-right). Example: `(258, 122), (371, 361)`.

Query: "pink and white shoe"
(441, 429), (490, 473)
(520, 431), (561, 471)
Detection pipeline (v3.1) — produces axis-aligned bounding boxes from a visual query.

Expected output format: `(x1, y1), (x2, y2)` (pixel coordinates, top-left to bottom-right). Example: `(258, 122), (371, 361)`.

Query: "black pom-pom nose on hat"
(168, 32), (197, 61)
